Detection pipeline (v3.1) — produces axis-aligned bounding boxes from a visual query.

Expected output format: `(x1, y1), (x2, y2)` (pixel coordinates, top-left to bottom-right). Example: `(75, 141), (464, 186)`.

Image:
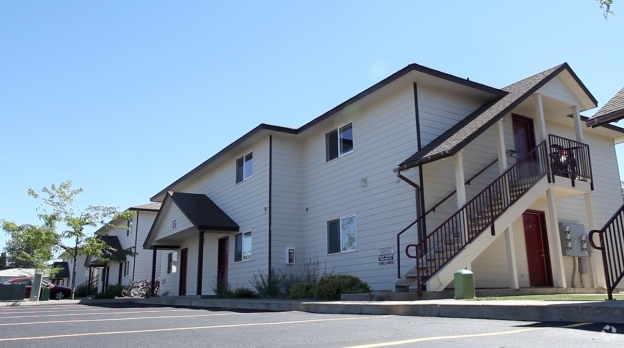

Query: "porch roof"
(51, 262), (70, 278)
(143, 192), (239, 249)
(586, 87), (624, 127)
(397, 63), (597, 170)
(85, 235), (127, 267)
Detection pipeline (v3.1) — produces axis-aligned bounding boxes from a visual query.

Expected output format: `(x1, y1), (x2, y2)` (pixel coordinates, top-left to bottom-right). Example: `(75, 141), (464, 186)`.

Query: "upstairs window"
(327, 214), (357, 254)
(326, 122), (353, 161)
(236, 152), (253, 183)
(234, 231), (252, 262)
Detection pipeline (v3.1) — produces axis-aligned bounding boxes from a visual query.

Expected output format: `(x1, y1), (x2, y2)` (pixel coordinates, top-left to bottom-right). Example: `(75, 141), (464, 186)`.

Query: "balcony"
(548, 134), (593, 197)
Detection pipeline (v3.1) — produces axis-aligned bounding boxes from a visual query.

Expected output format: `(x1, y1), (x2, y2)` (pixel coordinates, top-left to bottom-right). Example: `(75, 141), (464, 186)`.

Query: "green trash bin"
(454, 269), (475, 299)
(40, 287), (50, 301)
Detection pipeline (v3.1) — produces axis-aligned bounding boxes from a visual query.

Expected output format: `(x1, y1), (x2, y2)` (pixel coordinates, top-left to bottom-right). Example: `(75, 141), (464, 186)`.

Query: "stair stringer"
(425, 176), (550, 292)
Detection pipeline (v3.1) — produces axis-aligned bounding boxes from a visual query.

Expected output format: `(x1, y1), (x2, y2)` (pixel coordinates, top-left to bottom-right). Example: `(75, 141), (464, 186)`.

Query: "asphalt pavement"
(0, 303), (622, 347)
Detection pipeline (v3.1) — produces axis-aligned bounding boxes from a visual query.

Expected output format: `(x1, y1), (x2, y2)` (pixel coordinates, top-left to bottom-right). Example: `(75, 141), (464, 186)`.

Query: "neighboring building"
(69, 203), (161, 293)
(143, 62), (624, 296)
(49, 261), (70, 287)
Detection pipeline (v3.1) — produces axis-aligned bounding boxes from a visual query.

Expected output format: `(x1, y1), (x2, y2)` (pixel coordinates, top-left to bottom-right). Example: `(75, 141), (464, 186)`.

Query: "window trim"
(325, 121), (354, 162)
(123, 260), (130, 276)
(167, 252), (177, 274)
(235, 151), (254, 184)
(234, 230), (252, 262)
(326, 214), (358, 255)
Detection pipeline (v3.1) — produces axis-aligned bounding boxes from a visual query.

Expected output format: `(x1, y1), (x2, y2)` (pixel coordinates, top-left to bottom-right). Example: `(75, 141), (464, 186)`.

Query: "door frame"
(217, 237), (229, 289)
(523, 209), (554, 287)
(511, 114), (537, 154)
(179, 248), (188, 296)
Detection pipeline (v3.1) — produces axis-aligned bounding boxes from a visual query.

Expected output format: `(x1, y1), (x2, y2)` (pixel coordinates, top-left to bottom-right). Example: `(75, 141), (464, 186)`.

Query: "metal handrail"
(396, 158), (499, 278)
(405, 140), (550, 293)
(548, 134), (593, 190)
(589, 203), (624, 300)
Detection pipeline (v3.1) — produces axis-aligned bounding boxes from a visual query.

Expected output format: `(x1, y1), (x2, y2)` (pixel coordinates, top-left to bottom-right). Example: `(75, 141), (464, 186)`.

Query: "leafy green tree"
(598, 0), (615, 18)
(0, 252), (7, 270)
(23, 181), (134, 299)
(1, 218), (58, 274)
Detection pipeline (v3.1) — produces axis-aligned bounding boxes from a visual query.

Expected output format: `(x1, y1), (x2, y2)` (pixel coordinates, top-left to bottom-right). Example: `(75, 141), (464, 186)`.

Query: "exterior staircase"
(396, 140), (551, 292)
(590, 203), (624, 300)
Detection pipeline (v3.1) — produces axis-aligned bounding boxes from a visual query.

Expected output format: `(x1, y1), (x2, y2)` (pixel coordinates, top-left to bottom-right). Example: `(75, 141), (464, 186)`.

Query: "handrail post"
(599, 232), (613, 300)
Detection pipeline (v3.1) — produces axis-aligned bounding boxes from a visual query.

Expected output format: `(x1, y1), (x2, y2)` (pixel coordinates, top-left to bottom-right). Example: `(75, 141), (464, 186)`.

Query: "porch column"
(572, 106), (585, 143)
(197, 231), (205, 296)
(150, 248), (157, 296)
(496, 119), (519, 289)
(87, 267), (93, 296)
(546, 188), (567, 288)
(454, 151), (470, 270)
(535, 93), (548, 142)
(585, 193), (606, 288)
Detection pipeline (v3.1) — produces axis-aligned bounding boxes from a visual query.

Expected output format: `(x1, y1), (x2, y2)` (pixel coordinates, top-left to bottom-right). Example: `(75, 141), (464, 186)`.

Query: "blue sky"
(1, 1), (623, 250)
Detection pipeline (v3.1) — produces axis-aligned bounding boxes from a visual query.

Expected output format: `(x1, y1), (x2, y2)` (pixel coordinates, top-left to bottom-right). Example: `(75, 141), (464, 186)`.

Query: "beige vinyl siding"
(300, 86), (421, 291)
(470, 120), (623, 288)
(133, 212), (161, 283)
(157, 203), (193, 241)
(417, 84), (483, 147)
(159, 251), (178, 295)
(163, 138), (271, 294)
(537, 76), (583, 107)
(271, 137), (305, 270)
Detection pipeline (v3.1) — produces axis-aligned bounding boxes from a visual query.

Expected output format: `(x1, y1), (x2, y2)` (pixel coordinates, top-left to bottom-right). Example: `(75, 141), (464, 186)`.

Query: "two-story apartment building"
(76, 203), (162, 293)
(143, 62), (624, 296)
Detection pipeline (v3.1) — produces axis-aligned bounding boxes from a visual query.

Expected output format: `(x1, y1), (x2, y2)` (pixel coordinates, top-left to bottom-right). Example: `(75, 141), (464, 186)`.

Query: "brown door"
(217, 237), (229, 288)
(513, 115), (537, 178)
(179, 248), (188, 296)
(522, 210), (553, 287)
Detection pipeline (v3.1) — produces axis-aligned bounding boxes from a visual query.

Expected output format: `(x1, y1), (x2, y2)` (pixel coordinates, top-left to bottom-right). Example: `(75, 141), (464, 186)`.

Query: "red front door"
(522, 211), (553, 287)
(179, 248), (188, 296)
(217, 237), (229, 288)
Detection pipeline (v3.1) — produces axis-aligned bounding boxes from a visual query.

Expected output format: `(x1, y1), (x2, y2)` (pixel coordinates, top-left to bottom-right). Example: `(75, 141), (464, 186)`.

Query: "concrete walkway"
(2, 297), (623, 325)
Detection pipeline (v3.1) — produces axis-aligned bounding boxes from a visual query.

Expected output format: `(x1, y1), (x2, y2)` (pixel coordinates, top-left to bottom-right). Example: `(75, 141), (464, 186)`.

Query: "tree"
(24, 181), (134, 299)
(597, 0), (615, 18)
(0, 252), (7, 270)
(1, 219), (57, 273)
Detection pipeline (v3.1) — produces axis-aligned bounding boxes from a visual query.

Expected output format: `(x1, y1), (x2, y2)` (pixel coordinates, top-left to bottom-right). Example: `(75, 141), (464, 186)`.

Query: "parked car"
(1, 277), (72, 300)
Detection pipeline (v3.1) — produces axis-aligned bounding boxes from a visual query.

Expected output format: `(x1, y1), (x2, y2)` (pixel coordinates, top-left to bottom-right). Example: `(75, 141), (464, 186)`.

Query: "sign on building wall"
(378, 246), (394, 265)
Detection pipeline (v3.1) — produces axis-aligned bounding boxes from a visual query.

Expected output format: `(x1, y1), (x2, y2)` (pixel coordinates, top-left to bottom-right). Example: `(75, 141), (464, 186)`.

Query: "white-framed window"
(167, 252), (177, 274)
(126, 220), (132, 237)
(123, 260), (130, 276)
(325, 122), (353, 161)
(234, 231), (252, 262)
(236, 152), (253, 183)
(327, 214), (357, 254)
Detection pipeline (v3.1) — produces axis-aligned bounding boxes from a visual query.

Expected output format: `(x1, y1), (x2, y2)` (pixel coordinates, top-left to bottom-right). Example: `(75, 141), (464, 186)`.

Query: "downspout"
(268, 135), (273, 285)
(413, 83), (426, 242)
(132, 212), (140, 282)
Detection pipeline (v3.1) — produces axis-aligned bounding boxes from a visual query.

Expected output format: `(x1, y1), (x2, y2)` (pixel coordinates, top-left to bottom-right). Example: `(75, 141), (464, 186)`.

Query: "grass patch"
(468, 294), (624, 301)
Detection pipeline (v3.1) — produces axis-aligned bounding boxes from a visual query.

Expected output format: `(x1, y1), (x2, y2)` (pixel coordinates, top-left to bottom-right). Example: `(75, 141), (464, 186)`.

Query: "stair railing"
(396, 158), (499, 278)
(405, 140), (550, 292)
(589, 203), (624, 300)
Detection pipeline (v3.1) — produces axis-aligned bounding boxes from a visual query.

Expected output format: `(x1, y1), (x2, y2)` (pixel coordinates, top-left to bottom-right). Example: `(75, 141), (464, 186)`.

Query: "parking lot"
(0, 303), (622, 347)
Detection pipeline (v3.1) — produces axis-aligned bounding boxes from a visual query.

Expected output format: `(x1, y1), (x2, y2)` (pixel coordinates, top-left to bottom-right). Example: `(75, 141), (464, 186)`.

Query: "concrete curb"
(4, 297), (624, 325)
(123, 298), (624, 324)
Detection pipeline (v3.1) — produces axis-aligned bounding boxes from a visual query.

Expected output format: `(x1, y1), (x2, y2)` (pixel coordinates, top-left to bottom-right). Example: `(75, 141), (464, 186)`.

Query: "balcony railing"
(548, 134), (593, 190)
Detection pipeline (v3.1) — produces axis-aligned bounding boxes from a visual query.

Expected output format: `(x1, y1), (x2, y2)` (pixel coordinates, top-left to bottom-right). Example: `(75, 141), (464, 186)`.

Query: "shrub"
(250, 268), (282, 297)
(75, 284), (97, 298)
(313, 275), (371, 300)
(289, 282), (316, 299)
(93, 284), (124, 300)
(211, 277), (233, 298)
(280, 256), (334, 294)
(231, 287), (256, 298)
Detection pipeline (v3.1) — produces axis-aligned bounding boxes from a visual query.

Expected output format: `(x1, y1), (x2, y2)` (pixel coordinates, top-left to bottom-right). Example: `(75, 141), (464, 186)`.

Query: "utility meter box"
(286, 247), (295, 265)
(558, 222), (591, 257)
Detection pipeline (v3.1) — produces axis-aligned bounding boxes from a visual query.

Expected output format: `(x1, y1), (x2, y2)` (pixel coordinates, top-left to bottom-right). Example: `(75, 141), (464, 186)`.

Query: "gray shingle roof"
(51, 261), (70, 278)
(130, 202), (162, 211)
(591, 87), (624, 119)
(169, 192), (239, 232)
(398, 64), (567, 169)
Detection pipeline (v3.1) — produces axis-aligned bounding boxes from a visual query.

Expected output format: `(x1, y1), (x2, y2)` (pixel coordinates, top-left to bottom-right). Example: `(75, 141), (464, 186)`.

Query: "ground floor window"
(123, 260), (130, 276)
(167, 252), (178, 274)
(327, 214), (357, 254)
(234, 231), (252, 262)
